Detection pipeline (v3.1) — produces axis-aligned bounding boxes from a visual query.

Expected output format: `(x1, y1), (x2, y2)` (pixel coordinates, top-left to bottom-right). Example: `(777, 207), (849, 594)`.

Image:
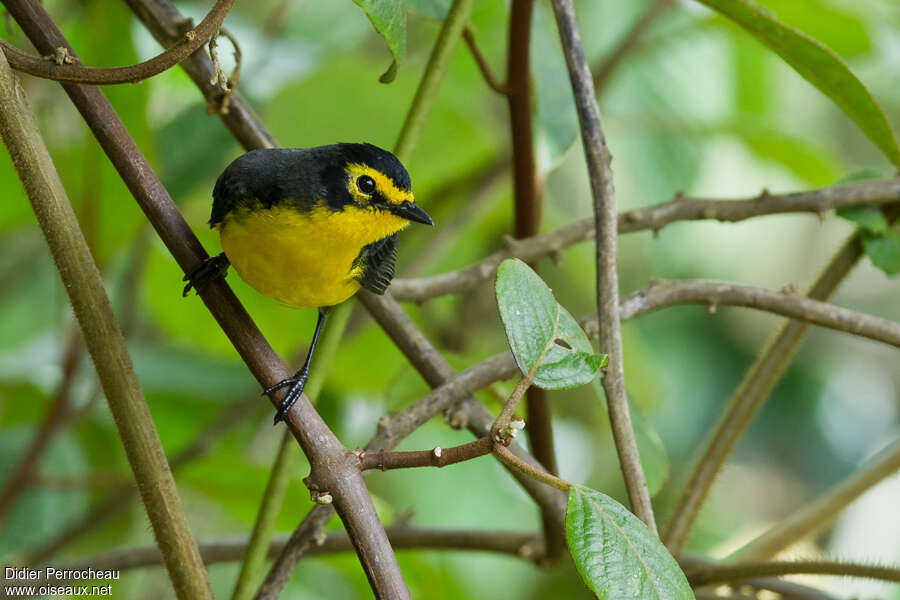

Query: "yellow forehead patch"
(345, 163), (413, 206)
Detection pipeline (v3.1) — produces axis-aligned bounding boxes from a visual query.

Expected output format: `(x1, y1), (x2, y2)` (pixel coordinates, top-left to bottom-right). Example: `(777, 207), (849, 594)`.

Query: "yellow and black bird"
(184, 143), (433, 423)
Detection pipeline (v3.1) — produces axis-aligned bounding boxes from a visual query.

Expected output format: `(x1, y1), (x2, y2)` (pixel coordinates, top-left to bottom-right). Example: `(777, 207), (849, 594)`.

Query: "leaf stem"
(494, 445), (570, 492)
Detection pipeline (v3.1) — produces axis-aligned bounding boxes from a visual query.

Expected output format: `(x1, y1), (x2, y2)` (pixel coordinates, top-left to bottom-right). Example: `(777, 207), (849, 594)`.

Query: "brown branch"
(0, 0), (234, 84)
(463, 27), (507, 94)
(0, 50), (213, 599)
(663, 201), (900, 554)
(358, 437), (493, 471)
(508, 0), (540, 242)
(591, 0), (674, 94)
(389, 178), (900, 303)
(602, 279), (900, 348)
(728, 437), (900, 561)
(550, 0), (656, 533)
(686, 559), (900, 588)
(679, 556), (838, 600)
(0, 329), (81, 529)
(5, 3), (407, 597)
(42, 528), (544, 574)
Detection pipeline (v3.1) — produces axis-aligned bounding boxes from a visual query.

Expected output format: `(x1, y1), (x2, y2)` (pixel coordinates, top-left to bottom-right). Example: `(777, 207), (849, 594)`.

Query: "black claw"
(182, 252), (230, 297)
(269, 369), (309, 424)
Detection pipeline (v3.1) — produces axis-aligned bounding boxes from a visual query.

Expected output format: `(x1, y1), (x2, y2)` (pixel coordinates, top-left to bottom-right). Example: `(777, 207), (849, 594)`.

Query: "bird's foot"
(182, 252), (230, 297)
(267, 368), (309, 424)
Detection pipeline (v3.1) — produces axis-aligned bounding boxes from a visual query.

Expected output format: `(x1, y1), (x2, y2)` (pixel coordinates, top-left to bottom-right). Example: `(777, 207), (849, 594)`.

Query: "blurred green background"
(1, 0), (898, 598)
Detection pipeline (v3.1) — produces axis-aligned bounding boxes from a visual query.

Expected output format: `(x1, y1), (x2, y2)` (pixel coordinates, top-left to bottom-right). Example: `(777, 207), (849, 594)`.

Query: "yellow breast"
(219, 203), (409, 309)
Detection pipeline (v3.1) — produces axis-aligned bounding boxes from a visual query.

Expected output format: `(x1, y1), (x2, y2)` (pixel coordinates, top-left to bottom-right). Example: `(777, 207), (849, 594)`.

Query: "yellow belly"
(219, 203), (408, 308)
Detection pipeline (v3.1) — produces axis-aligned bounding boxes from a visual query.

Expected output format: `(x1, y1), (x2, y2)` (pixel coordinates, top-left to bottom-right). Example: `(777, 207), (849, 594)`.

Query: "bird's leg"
(182, 252), (230, 297)
(269, 307), (330, 424)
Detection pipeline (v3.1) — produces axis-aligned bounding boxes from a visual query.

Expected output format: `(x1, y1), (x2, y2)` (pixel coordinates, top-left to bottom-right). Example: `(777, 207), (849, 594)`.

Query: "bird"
(183, 143), (433, 424)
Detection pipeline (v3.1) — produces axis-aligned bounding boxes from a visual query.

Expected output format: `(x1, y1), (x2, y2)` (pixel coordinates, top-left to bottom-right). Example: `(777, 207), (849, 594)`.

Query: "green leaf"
(352, 0), (407, 82)
(567, 485), (694, 599)
(496, 259), (606, 390)
(696, 0), (900, 167)
(836, 206), (888, 235)
(862, 229), (900, 276)
(591, 382), (669, 497)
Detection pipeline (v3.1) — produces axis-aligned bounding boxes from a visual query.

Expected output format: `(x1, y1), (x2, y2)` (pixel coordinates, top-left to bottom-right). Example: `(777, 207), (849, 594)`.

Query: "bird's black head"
(319, 143), (432, 226)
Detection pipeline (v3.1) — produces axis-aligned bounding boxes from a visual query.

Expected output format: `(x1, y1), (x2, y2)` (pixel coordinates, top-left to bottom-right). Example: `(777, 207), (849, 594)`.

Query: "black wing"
(353, 234), (399, 295)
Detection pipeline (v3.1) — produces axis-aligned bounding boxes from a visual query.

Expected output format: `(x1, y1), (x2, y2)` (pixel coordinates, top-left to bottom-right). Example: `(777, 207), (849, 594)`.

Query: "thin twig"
(0, 51), (213, 600)
(43, 528), (545, 574)
(679, 556), (838, 600)
(686, 559), (900, 588)
(357, 437), (493, 471)
(663, 202), (900, 553)
(591, 0), (674, 94)
(491, 375), (533, 438)
(603, 279), (900, 348)
(388, 178), (900, 303)
(550, 0), (656, 533)
(0, 0), (234, 84)
(728, 438), (900, 561)
(462, 27), (507, 94)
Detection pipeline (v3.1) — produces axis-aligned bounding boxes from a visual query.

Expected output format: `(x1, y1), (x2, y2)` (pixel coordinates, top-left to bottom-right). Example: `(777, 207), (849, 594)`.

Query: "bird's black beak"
(389, 201), (434, 226)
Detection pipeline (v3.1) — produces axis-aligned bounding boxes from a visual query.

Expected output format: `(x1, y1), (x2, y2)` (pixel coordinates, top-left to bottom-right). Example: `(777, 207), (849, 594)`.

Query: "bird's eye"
(356, 175), (376, 195)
